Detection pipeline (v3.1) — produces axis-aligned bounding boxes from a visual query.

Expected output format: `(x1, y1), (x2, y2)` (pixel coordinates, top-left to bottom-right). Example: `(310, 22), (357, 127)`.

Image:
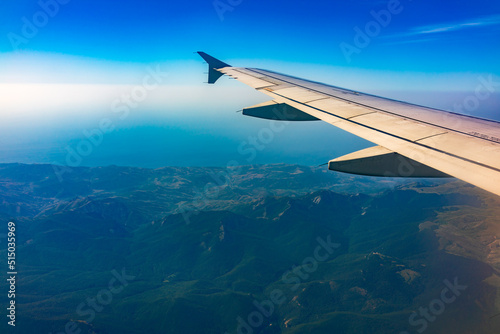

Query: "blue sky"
(0, 0), (499, 167)
(1, 0), (499, 71)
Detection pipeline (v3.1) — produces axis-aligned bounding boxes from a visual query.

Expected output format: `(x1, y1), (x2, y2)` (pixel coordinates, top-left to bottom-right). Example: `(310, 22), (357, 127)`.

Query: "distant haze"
(0, 74), (498, 168)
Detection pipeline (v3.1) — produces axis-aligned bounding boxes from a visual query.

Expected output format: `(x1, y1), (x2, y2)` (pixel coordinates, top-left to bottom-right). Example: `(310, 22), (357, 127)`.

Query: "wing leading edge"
(197, 52), (500, 197)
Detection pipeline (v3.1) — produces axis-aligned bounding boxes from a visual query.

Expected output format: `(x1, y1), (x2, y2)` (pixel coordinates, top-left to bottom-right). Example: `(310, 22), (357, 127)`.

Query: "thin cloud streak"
(413, 14), (500, 35)
(382, 14), (500, 45)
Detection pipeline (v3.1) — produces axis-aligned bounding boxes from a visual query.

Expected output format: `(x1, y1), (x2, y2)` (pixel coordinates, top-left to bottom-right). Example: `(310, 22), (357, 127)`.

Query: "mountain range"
(0, 163), (499, 334)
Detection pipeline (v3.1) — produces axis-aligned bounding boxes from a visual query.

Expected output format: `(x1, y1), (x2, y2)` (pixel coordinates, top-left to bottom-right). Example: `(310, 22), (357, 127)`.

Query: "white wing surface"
(198, 52), (500, 196)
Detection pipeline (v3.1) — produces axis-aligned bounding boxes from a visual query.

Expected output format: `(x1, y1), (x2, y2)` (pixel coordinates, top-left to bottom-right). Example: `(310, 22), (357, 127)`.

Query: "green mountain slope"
(0, 163), (498, 334)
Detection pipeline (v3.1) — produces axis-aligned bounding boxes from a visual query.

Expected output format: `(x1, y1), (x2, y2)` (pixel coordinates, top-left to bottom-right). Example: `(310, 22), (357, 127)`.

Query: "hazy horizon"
(1, 0), (499, 168)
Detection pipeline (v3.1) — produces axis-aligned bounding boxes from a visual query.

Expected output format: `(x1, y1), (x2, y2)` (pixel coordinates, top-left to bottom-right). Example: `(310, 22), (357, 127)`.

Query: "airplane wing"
(197, 52), (500, 197)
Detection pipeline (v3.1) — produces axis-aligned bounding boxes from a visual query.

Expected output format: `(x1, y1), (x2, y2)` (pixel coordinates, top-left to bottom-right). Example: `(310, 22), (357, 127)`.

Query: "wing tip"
(197, 52), (231, 84)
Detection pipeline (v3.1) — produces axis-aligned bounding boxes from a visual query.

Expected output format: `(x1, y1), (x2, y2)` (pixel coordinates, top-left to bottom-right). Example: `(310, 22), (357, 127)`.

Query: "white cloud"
(412, 14), (500, 35)
(382, 14), (500, 44)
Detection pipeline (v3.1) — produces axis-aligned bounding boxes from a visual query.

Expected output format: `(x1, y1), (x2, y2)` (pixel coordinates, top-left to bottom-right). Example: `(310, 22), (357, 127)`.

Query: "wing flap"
(328, 118), (500, 195)
(267, 86), (328, 103)
(351, 112), (448, 142)
(417, 132), (500, 170)
(307, 98), (378, 119)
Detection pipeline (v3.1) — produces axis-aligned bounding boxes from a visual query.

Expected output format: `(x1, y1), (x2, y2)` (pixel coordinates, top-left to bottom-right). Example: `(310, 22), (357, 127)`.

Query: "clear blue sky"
(0, 0), (499, 168)
(1, 0), (499, 71)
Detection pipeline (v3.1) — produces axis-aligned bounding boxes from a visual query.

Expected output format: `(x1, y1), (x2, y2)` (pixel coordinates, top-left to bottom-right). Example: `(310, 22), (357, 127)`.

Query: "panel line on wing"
(344, 111), (379, 119)
(304, 97), (330, 104)
(415, 133), (449, 143)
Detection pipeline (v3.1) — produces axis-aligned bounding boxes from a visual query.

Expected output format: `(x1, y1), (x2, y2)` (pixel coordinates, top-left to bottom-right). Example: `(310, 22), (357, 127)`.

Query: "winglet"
(197, 52), (231, 84)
